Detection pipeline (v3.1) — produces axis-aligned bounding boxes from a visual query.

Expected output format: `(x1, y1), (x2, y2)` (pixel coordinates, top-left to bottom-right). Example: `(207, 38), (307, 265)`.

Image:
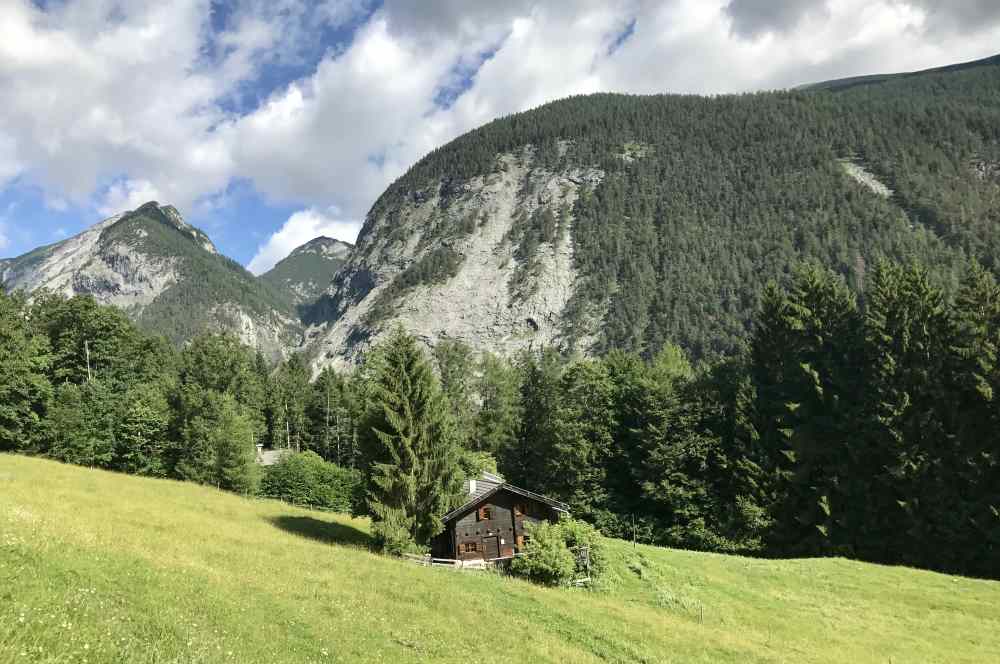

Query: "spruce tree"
(862, 260), (951, 566)
(360, 328), (464, 552)
(434, 339), (477, 448)
(473, 352), (522, 457)
(211, 395), (261, 494)
(771, 265), (864, 557)
(942, 262), (1000, 575)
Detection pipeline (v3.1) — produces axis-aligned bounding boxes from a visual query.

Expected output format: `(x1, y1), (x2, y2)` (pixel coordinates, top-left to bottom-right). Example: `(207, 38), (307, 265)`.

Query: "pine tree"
(307, 367), (357, 464)
(770, 265), (864, 556)
(942, 262), (1000, 575)
(268, 355), (311, 451)
(433, 339), (477, 448)
(862, 260), (951, 566)
(547, 359), (616, 523)
(503, 349), (563, 490)
(472, 352), (522, 457)
(211, 395), (261, 494)
(0, 290), (52, 452)
(359, 328), (464, 552)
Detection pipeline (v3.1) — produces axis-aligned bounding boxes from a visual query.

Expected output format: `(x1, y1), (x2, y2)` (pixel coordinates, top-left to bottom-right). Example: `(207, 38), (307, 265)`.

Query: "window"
(478, 506), (492, 521)
(462, 541), (478, 554)
(514, 503), (528, 516)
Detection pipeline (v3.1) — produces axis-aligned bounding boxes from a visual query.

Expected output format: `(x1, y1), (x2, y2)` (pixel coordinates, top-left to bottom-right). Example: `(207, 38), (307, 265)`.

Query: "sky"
(1, 1), (999, 274)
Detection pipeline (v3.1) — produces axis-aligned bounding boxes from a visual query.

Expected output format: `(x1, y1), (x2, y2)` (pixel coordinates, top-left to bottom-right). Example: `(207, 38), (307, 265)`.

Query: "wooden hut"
(430, 472), (569, 561)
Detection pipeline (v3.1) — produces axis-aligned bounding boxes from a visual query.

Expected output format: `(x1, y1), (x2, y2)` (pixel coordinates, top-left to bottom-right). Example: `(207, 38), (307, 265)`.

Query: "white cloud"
(2, 0), (1000, 262)
(247, 207), (361, 275)
(98, 179), (163, 217)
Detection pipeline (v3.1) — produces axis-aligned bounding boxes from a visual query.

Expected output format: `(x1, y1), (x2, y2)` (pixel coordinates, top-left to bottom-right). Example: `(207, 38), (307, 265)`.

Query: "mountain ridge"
(303, 55), (1000, 372)
(1, 201), (301, 359)
(797, 52), (1000, 92)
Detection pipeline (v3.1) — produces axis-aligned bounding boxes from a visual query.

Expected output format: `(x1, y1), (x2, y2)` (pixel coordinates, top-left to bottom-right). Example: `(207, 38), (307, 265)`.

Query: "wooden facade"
(430, 473), (569, 561)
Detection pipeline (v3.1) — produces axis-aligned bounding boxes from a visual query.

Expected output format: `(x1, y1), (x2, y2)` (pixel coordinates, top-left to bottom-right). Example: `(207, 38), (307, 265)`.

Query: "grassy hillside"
(2, 455), (998, 663)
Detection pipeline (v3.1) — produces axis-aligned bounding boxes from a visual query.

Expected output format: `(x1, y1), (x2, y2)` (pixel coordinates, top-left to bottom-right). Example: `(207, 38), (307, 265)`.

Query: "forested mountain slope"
(307, 54), (1000, 370)
(0, 202), (300, 358)
(800, 52), (1000, 92)
(261, 236), (352, 308)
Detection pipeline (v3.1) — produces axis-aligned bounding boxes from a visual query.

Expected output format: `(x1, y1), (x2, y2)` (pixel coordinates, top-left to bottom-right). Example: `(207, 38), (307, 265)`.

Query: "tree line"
(1, 255), (997, 578)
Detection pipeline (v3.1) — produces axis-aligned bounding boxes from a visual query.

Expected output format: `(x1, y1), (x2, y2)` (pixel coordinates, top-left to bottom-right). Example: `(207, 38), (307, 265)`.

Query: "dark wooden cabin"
(430, 472), (569, 561)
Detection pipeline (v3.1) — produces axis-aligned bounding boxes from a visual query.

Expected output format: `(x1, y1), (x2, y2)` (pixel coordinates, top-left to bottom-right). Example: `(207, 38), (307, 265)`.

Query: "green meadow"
(2, 454), (997, 663)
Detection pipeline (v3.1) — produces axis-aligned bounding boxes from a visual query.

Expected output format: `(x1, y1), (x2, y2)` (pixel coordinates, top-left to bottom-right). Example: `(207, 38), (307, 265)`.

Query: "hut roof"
(442, 475), (570, 523)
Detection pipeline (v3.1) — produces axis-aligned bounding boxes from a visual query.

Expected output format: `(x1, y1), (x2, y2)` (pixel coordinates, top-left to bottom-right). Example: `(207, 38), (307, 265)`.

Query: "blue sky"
(2, 0), (999, 273)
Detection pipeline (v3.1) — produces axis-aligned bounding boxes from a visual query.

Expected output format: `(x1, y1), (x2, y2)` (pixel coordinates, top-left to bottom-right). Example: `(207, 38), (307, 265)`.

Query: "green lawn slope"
(1, 454), (997, 663)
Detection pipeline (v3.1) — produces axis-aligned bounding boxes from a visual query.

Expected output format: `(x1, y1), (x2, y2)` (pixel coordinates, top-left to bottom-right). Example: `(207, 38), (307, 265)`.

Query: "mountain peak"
(120, 201), (218, 255)
(290, 236), (353, 260)
(261, 236), (353, 307)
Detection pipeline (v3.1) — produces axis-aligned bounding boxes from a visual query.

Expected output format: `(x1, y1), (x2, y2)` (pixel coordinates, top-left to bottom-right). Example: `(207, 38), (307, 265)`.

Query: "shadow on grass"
(267, 515), (372, 548)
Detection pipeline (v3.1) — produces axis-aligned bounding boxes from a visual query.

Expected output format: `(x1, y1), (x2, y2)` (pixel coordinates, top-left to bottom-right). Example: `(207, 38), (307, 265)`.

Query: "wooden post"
(84, 340), (93, 382)
(325, 382), (331, 459)
(284, 401), (291, 450)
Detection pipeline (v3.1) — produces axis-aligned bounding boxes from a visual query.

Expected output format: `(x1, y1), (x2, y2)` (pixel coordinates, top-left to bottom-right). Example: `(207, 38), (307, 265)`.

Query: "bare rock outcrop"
(306, 149), (604, 374)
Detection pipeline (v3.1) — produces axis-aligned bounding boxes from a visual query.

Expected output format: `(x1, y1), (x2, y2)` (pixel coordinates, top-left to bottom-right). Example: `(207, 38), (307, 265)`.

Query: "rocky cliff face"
(1, 205), (185, 307)
(305, 148), (603, 372)
(1, 201), (299, 359)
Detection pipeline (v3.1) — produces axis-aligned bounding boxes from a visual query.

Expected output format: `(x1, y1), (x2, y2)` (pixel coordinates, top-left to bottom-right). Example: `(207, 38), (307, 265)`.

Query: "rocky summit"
(0, 201), (299, 360)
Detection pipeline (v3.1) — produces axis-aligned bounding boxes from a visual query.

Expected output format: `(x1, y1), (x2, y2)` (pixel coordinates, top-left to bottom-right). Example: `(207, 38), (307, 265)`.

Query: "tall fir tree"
(359, 328), (464, 552)
(433, 339), (477, 449)
(940, 261), (1000, 575)
(503, 348), (563, 490)
(472, 352), (522, 457)
(862, 260), (952, 566)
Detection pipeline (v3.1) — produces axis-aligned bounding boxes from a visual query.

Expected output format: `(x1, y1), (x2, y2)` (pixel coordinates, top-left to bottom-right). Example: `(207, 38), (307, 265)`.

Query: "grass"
(1, 454), (998, 663)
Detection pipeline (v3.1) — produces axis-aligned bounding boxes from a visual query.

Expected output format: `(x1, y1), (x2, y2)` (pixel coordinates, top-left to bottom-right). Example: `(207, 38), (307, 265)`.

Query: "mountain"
(305, 54), (1000, 371)
(0, 201), (300, 358)
(261, 236), (352, 308)
(798, 52), (1000, 92)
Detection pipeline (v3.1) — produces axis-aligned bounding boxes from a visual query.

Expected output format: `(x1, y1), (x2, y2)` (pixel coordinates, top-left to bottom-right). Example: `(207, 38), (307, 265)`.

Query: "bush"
(510, 521), (576, 586)
(509, 518), (608, 587)
(558, 518), (607, 580)
(261, 451), (361, 512)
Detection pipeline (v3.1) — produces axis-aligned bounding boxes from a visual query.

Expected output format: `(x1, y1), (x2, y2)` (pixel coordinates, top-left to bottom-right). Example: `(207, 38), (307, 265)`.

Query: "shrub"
(510, 521), (576, 586)
(510, 518), (609, 587)
(558, 518), (608, 580)
(261, 451), (361, 512)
